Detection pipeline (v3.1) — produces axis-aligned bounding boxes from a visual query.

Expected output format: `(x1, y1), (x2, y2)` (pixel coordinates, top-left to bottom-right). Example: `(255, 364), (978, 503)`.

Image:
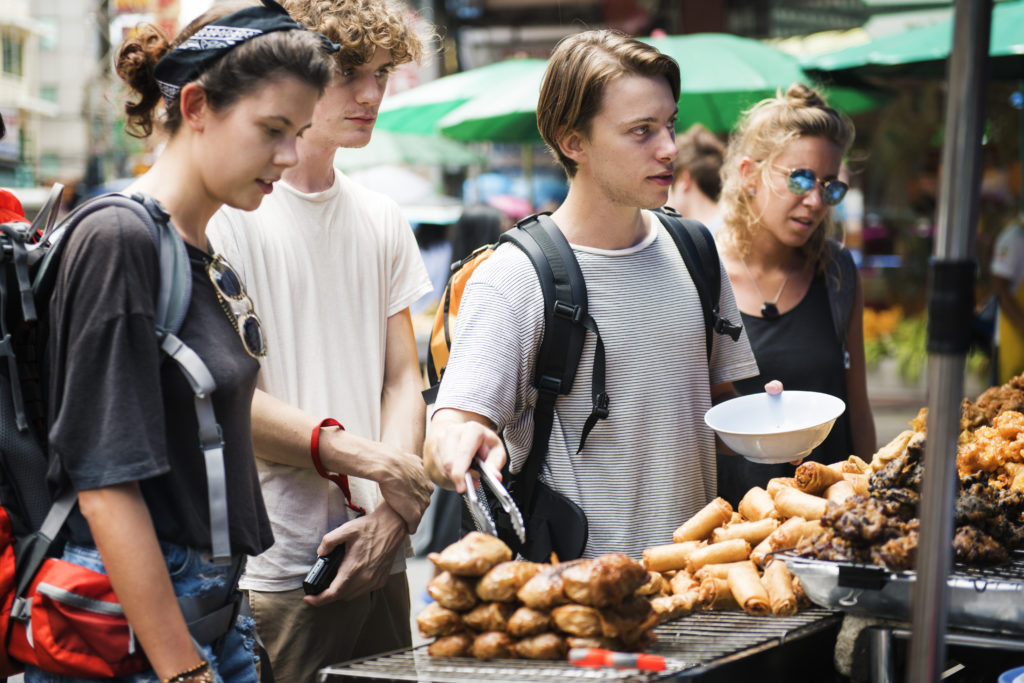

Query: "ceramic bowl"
(704, 390), (846, 464)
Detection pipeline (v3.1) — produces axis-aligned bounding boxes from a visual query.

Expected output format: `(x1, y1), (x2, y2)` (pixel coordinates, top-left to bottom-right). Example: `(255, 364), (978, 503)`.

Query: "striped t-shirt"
(434, 212), (759, 558)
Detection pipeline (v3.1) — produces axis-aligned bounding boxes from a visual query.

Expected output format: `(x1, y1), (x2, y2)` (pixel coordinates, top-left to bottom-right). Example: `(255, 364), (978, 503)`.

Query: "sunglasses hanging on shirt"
(207, 254), (267, 359)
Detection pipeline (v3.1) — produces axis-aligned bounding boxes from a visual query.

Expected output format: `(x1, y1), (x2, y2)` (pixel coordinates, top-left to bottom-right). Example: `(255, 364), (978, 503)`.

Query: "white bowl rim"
(704, 390), (846, 436)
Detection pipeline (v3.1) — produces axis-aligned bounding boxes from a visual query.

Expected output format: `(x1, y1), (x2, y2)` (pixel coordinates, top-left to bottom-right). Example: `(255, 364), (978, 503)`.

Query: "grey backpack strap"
(825, 241), (858, 370)
(161, 333), (231, 564)
(111, 193), (233, 564)
(130, 193), (192, 338)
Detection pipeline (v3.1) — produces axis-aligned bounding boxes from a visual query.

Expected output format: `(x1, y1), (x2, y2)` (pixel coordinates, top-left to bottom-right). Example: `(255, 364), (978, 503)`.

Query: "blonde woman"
(714, 83), (875, 505)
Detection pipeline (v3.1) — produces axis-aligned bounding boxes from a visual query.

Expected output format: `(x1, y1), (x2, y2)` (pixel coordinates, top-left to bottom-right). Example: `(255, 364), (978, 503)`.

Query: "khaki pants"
(246, 571), (411, 683)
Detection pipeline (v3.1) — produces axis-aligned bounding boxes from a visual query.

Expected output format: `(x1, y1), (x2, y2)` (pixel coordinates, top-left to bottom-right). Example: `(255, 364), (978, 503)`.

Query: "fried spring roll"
(795, 461), (845, 495)
(673, 498), (733, 543)
(685, 538), (752, 572)
(727, 563), (771, 616)
(844, 455), (871, 474)
(669, 570), (699, 596)
(824, 479), (856, 504)
(761, 559), (798, 617)
(650, 592), (696, 622)
(642, 540), (705, 573)
(773, 487), (828, 520)
(738, 486), (777, 521)
(750, 536), (773, 569)
(766, 477), (799, 498)
(711, 518), (780, 546)
(871, 429), (913, 471)
(694, 560), (757, 583)
(698, 577), (738, 610)
(842, 472), (870, 496)
(768, 518), (822, 551)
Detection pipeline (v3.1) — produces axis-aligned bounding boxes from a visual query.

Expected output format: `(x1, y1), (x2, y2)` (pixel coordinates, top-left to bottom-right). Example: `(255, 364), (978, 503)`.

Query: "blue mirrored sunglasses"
(775, 166), (848, 206)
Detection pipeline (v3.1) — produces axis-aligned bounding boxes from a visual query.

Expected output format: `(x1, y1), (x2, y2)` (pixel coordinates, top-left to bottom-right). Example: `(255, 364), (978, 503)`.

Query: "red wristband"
(311, 418), (366, 517)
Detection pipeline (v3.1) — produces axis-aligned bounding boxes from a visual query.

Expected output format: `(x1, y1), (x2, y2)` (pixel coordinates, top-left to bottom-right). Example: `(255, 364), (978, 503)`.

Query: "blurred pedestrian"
(0, 114), (29, 224)
(667, 122), (725, 231)
(206, 0), (434, 680)
(714, 83), (875, 505)
(992, 214), (1024, 384)
(32, 3), (333, 682)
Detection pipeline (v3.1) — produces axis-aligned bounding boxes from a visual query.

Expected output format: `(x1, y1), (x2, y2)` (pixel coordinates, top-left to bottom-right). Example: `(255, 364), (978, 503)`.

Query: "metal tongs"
(463, 457), (526, 544)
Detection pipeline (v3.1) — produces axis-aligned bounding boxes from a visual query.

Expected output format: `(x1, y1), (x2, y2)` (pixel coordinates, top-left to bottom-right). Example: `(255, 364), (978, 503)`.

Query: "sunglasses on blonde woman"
(207, 254), (267, 359)
(773, 166), (848, 206)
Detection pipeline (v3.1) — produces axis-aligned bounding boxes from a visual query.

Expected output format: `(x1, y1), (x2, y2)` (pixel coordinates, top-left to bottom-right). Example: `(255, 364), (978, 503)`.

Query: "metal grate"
(953, 552), (1024, 581)
(317, 608), (839, 682)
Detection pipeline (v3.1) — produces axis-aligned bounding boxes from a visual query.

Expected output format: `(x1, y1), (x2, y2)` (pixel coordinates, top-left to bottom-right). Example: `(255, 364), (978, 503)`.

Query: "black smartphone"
(302, 544), (346, 595)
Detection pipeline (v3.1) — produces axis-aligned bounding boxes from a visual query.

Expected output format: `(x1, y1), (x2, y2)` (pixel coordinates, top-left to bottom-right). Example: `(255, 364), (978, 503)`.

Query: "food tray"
(317, 608), (839, 681)
(781, 551), (1024, 636)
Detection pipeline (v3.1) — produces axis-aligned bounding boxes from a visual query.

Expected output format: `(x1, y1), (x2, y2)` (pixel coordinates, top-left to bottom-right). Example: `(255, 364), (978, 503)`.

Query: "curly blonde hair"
(283, 0), (423, 69)
(719, 83), (854, 272)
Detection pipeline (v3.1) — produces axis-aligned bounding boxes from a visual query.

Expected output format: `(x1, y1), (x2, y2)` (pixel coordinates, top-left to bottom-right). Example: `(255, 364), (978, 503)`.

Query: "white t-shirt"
(434, 212), (759, 558)
(208, 172), (432, 591)
(992, 222), (1024, 291)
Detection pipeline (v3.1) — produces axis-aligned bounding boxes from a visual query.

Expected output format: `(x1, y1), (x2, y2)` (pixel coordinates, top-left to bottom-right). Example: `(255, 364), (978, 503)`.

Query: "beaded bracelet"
(163, 660), (214, 683)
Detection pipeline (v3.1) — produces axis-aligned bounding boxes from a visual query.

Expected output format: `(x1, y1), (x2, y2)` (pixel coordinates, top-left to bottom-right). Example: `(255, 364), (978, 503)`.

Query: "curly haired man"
(208, 1), (434, 679)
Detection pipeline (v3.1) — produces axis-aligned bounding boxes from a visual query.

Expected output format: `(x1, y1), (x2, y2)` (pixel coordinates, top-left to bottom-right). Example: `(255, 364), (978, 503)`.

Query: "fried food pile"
(960, 374), (1024, 432)
(638, 491), (823, 620)
(795, 375), (1024, 571)
(418, 532), (659, 660)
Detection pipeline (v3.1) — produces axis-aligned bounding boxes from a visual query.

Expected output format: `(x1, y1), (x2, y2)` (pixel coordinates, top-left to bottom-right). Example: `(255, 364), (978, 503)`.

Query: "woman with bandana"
(713, 84), (876, 506)
(33, 3), (333, 682)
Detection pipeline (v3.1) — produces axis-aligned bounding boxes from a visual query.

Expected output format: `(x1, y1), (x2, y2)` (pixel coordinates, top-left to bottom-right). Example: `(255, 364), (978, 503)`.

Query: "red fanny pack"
(0, 507), (147, 678)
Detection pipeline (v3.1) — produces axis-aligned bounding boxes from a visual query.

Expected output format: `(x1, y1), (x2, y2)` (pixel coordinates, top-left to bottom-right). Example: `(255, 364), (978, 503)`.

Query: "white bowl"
(704, 390), (846, 464)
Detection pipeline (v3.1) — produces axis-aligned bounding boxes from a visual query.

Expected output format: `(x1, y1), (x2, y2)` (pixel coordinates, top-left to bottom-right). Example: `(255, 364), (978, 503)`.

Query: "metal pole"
(907, 1), (991, 681)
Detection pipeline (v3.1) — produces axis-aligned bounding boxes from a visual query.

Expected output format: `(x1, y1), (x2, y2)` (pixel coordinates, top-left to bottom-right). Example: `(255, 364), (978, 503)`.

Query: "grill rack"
(317, 607), (839, 682)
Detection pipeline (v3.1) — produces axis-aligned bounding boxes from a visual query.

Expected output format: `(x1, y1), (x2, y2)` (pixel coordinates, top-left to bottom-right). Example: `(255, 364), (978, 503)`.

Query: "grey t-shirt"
(46, 205), (273, 556)
(435, 213), (759, 558)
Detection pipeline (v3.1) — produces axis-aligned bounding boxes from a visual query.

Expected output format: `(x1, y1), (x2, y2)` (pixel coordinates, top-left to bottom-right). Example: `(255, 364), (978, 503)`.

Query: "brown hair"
(115, 1), (333, 138)
(283, 0), (424, 70)
(674, 123), (725, 201)
(537, 29), (680, 178)
(719, 83), (855, 270)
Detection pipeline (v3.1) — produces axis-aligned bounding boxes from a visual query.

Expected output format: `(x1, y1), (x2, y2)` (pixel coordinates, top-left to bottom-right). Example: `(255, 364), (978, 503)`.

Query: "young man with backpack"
(424, 29), (760, 559)
(206, 1), (433, 680)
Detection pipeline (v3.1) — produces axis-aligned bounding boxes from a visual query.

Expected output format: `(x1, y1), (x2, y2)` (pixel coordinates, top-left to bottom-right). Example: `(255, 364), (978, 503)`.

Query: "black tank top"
(716, 272), (853, 506)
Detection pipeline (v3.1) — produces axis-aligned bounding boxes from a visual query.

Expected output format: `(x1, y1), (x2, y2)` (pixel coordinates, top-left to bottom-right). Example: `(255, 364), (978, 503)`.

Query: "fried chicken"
(961, 374), (1024, 432)
(952, 525), (1008, 566)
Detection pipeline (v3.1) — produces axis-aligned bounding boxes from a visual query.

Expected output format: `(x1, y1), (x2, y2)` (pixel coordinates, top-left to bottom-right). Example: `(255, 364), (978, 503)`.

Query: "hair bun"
(116, 23), (172, 138)
(784, 82), (828, 110)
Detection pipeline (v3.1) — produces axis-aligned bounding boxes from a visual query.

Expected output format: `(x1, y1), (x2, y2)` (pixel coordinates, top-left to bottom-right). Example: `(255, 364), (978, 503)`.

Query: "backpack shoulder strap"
(499, 213), (609, 509)
(32, 193), (191, 339)
(824, 240), (857, 369)
(33, 193), (231, 563)
(653, 208), (742, 360)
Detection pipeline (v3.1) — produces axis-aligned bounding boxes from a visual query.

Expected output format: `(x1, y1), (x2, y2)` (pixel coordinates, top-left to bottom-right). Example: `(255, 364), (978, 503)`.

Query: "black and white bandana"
(154, 0), (337, 105)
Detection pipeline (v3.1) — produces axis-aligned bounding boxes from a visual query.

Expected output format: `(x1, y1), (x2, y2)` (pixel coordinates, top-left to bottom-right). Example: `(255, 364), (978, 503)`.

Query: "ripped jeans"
(24, 542), (259, 683)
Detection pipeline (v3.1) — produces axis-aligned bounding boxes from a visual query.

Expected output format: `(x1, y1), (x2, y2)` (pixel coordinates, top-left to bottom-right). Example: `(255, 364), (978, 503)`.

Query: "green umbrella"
(640, 33), (880, 133)
(437, 61), (547, 143)
(376, 58), (548, 136)
(804, 0), (1024, 80)
(333, 129), (485, 171)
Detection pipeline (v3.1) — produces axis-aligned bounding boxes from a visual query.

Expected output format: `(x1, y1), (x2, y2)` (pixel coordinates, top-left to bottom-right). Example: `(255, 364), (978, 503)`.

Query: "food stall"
(321, 1), (1019, 679)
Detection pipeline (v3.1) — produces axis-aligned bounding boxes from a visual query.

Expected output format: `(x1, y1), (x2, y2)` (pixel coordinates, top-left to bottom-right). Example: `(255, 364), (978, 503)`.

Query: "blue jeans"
(25, 543), (259, 683)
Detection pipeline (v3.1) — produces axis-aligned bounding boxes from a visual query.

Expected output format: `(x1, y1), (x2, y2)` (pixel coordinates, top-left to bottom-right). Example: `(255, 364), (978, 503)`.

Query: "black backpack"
(0, 188), (235, 668)
(425, 207), (743, 561)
